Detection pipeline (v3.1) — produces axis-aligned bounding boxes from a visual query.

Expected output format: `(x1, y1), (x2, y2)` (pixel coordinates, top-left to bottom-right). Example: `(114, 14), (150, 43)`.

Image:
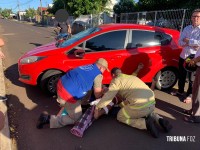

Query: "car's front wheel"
(40, 70), (64, 95)
(155, 68), (178, 90)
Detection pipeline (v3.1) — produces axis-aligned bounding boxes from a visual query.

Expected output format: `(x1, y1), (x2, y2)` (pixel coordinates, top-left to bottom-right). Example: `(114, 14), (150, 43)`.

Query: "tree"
(183, 0), (200, 10)
(0, 8), (12, 18)
(137, 0), (200, 11)
(113, 0), (136, 15)
(48, 0), (110, 17)
(25, 8), (36, 19)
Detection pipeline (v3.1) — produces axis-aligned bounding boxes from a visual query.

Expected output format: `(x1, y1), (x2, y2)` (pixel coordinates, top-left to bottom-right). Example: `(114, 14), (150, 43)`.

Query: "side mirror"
(126, 43), (132, 49)
(74, 49), (85, 58)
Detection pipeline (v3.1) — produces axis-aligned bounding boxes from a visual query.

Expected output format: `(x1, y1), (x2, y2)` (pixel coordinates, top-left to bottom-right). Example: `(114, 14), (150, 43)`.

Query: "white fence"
(23, 9), (192, 32)
(120, 9), (192, 31)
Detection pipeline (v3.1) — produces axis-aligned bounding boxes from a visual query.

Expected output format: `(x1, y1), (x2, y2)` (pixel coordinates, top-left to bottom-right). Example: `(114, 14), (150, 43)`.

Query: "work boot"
(36, 111), (50, 129)
(159, 118), (173, 133)
(145, 115), (159, 138)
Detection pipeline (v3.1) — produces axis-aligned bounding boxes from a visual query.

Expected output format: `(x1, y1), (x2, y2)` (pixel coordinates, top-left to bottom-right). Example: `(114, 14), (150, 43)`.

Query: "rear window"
(131, 30), (172, 48)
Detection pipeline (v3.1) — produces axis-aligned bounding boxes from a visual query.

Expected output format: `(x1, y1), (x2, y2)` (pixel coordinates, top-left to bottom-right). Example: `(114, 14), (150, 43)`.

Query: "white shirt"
(179, 25), (200, 59)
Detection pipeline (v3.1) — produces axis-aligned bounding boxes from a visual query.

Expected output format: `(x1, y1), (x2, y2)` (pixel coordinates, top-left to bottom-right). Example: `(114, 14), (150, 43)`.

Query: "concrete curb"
(0, 49), (11, 150)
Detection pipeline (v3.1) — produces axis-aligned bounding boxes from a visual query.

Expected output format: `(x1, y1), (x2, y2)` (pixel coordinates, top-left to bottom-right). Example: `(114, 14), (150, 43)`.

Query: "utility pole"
(17, 0), (20, 20)
(40, 0), (43, 23)
(40, 0), (42, 16)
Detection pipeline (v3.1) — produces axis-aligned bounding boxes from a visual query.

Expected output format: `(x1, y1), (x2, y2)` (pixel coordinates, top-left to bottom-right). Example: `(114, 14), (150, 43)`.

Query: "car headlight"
(20, 56), (46, 64)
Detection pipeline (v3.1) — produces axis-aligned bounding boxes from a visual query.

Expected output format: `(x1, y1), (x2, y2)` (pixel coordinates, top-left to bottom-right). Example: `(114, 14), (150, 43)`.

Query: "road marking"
(2, 33), (15, 36)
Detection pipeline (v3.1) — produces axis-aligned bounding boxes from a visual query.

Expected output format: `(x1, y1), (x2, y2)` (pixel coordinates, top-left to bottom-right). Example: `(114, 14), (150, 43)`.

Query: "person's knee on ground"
(117, 109), (147, 130)
(50, 108), (82, 129)
(116, 110), (128, 124)
(117, 110), (160, 138)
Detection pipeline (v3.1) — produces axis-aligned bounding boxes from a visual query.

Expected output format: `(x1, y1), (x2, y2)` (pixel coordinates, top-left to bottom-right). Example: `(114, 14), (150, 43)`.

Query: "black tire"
(40, 70), (64, 95)
(155, 68), (178, 90)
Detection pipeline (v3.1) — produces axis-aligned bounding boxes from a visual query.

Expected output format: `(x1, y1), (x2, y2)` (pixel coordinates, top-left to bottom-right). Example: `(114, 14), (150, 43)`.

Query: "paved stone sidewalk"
(0, 50), (11, 150)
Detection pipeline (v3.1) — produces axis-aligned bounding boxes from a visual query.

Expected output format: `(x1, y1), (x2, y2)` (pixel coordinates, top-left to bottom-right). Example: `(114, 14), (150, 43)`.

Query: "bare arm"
(93, 87), (103, 99)
(132, 63), (144, 76)
(94, 104), (113, 119)
(68, 25), (71, 34)
(93, 74), (105, 99)
(150, 77), (157, 91)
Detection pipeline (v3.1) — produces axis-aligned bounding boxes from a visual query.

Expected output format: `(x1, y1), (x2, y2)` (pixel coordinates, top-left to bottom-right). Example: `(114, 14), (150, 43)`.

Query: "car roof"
(98, 23), (179, 34)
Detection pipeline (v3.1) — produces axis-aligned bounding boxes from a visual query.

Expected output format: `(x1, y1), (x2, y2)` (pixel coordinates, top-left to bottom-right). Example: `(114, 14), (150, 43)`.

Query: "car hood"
(25, 42), (58, 56)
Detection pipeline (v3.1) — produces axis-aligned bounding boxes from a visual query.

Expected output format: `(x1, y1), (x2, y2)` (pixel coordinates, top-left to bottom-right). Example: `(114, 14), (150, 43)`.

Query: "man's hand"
(188, 59), (196, 66)
(132, 63), (144, 76)
(137, 63), (144, 70)
(192, 46), (199, 50)
(150, 76), (158, 91)
(183, 38), (189, 45)
(57, 26), (61, 30)
(123, 99), (130, 105)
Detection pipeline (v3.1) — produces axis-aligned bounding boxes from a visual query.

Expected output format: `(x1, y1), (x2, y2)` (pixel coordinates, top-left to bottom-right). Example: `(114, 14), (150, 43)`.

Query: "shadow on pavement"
(4, 64), (22, 87)
(29, 43), (42, 47)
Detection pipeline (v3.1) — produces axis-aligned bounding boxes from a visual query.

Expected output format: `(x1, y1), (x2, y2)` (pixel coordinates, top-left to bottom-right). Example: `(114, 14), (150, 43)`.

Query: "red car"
(18, 23), (182, 95)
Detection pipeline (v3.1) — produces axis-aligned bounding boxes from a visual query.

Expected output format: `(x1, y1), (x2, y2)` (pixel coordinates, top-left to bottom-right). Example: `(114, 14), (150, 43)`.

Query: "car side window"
(160, 33), (172, 45)
(85, 30), (126, 52)
(131, 30), (171, 48)
(67, 43), (83, 55)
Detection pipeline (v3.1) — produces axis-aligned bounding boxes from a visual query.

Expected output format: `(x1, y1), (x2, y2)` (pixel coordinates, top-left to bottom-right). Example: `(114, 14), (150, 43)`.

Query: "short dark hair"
(192, 9), (200, 14)
(111, 67), (121, 75)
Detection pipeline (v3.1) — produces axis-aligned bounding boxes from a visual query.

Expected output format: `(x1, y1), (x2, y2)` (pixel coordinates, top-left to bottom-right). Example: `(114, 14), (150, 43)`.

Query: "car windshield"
(59, 27), (100, 48)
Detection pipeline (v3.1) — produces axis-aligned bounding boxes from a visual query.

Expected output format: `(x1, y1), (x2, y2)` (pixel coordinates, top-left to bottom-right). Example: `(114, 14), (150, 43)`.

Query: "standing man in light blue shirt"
(171, 9), (200, 102)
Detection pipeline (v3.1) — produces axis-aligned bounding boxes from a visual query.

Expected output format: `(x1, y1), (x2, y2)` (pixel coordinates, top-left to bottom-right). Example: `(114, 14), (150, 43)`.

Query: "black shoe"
(81, 104), (90, 113)
(36, 111), (50, 129)
(146, 116), (159, 138)
(159, 118), (173, 133)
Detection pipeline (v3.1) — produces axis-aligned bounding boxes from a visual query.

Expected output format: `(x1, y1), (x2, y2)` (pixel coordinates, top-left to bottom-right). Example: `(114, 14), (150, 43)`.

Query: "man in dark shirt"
(55, 20), (71, 35)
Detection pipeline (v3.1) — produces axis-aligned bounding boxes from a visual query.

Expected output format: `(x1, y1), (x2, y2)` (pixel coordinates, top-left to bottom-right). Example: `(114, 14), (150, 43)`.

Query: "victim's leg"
(50, 101), (82, 128)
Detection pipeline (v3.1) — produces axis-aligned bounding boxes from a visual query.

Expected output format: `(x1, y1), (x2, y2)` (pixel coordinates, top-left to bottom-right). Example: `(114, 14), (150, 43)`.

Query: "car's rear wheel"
(40, 70), (64, 95)
(155, 68), (178, 90)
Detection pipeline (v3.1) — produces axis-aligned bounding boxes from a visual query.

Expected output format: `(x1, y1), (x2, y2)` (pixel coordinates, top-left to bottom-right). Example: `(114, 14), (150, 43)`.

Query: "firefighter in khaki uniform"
(94, 67), (173, 138)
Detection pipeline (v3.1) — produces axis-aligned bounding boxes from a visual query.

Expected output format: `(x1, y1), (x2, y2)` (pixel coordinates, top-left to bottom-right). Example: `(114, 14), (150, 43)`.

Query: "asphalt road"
(0, 19), (200, 150)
